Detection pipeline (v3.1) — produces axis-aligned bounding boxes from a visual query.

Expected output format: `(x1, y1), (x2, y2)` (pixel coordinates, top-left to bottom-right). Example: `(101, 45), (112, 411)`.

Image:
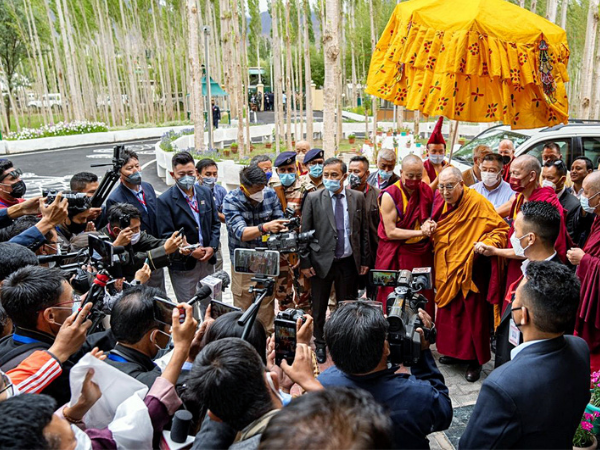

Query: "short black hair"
(0, 243), (39, 282)
(543, 159), (568, 177)
(107, 203), (142, 227)
(520, 201), (561, 246)
(574, 156), (594, 172)
(240, 165), (267, 188)
(349, 155), (369, 171)
(110, 285), (172, 344)
(196, 158), (218, 174)
(1, 266), (67, 329)
(122, 148), (139, 165)
(521, 261), (581, 334)
(172, 151), (195, 169)
(324, 301), (388, 374)
(0, 394), (57, 449)
(250, 155), (272, 166)
(202, 311), (267, 364)
(3, 215), (53, 243)
(70, 172), (98, 192)
(259, 387), (394, 450)
(185, 338), (273, 431)
(543, 142), (561, 153)
(0, 159), (14, 174)
(324, 157), (347, 174)
(483, 153), (504, 166)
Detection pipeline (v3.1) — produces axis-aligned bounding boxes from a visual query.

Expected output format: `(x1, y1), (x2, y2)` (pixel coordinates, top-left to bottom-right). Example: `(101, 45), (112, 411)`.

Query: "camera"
(370, 268), (436, 366)
(265, 205), (318, 255)
(89, 234), (128, 278)
(43, 189), (91, 214)
(278, 308), (307, 324)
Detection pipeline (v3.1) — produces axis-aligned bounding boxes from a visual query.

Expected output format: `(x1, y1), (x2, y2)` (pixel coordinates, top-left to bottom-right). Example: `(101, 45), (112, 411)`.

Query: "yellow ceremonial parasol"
(365, 0), (570, 129)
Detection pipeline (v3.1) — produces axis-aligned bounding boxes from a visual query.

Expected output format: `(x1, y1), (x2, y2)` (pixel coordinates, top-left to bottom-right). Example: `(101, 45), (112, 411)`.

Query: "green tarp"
(202, 76), (227, 97)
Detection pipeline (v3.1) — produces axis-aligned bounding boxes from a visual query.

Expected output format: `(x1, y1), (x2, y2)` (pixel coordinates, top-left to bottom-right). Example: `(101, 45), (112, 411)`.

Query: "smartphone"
(177, 227), (185, 237)
(233, 248), (280, 277)
(210, 300), (241, 319)
(119, 214), (131, 229)
(274, 317), (297, 365)
(182, 244), (202, 250)
(153, 296), (183, 324)
(369, 270), (401, 287)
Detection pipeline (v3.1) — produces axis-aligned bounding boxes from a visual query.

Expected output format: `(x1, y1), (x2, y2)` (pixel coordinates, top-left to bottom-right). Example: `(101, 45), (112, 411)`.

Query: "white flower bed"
(7, 120), (109, 140)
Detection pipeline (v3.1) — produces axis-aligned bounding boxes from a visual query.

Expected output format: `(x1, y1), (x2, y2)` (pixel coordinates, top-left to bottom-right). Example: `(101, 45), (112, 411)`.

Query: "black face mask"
(501, 155), (512, 166)
(68, 221), (87, 235)
(9, 180), (26, 198)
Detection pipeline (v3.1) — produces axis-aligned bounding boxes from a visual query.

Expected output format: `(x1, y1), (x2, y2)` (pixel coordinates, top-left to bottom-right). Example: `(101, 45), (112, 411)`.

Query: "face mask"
(280, 173), (296, 187)
(509, 177), (527, 193)
(501, 155), (512, 166)
(378, 169), (393, 180)
(580, 192), (600, 214)
(510, 233), (531, 257)
(309, 164), (323, 178)
(266, 372), (284, 403)
(541, 179), (556, 191)
(71, 424), (93, 450)
(481, 171), (500, 187)
(265, 171), (273, 183)
(68, 222), (87, 235)
(131, 232), (141, 245)
(249, 189), (265, 203)
(324, 179), (341, 193)
(125, 171), (142, 185)
(176, 175), (196, 191)
(8, 180), (26, 198)
(429, 154), (445, 165)
(349, 173), (363, 189)
(202, 177), (216, 188)
(152, 329), (172, 351)
(404, 179), (421, 191)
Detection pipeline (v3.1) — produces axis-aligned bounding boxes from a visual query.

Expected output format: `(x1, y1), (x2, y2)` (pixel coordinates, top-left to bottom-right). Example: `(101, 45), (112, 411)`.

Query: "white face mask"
(541, 179), (556, 190)
(249, 189), (264, 203)
(71, 424), (93, 450)
(480, 171), (500, 187)
(131, 232), (141, 245)
(510, 233), (532, 258)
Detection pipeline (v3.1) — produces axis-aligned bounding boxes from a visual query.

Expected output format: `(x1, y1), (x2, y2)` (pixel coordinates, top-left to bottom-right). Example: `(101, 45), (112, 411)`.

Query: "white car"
(451, 121), (600, 172)
(27, 93), (63, 110)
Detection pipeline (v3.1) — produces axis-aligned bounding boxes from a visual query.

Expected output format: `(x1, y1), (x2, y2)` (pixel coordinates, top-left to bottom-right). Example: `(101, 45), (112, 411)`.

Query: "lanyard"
(136, 190), (146, 207)
(13, 334), (41, 345)
(186, 195), (199, 214)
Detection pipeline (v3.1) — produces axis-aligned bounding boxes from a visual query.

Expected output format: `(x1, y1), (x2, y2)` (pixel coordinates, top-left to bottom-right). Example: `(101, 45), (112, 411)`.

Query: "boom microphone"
(187, 270), (231, 305)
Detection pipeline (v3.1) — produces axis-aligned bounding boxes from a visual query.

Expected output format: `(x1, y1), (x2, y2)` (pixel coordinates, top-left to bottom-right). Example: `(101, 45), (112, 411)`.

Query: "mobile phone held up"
(210, 300), (241, 319)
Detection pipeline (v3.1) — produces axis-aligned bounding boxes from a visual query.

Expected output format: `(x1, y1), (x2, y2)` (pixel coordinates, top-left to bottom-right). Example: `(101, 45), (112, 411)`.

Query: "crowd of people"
(0, 113), (599, 449)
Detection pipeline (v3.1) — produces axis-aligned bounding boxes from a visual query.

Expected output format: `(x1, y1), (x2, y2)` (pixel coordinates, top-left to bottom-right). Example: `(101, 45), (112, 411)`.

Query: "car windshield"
(452, 128), (530, 166)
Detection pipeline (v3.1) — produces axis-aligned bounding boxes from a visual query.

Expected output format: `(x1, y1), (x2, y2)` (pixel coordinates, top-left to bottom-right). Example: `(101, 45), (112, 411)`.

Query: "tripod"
(238, 276), (276, 340)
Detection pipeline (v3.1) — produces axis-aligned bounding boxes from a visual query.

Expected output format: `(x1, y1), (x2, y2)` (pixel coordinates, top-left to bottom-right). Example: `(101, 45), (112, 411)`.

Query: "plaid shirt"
(223, 187), (284, 258)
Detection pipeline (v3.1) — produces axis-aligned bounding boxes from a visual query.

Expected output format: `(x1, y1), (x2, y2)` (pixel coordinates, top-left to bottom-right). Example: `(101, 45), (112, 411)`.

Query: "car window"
(582, 137), (600, 168)
(452, 129), (530, 166)
(520, 138), (572, 165)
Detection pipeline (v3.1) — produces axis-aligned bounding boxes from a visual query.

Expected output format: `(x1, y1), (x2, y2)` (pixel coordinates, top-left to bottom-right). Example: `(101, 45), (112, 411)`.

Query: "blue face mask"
(324, 179), (341, 193)
(265, 171), (273, 183)
(309, 164), (323, 178)
(378, 169), (393, 180)
(279, 173), (296, 187)
(580, 193), (599, 214)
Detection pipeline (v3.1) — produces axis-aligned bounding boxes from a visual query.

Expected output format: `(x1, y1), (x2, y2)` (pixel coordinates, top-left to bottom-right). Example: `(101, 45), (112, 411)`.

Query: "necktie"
(334, 193), (345, 258)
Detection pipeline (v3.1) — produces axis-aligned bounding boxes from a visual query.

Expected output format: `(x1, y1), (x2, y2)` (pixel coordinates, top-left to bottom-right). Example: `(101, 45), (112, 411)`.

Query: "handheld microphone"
(188, 270), (231, 305)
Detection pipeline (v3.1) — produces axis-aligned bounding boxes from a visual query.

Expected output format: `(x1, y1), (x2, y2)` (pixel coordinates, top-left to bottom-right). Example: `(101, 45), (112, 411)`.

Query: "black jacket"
(106, 181), (160, 237)
(157, 184), (220, 271)
(561, 188), (596, 248)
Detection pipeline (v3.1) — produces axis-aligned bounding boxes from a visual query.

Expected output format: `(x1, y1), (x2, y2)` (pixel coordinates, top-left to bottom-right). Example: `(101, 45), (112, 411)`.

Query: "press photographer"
(100, 203), (184, 282)
(48, 190), (97, 252)
(317, 301), (452, 449)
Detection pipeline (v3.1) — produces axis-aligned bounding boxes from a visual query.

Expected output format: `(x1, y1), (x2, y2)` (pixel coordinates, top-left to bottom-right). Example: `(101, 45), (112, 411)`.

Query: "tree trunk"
(284, 1), (293, 150)
(296, 2), (304, 141)
(323, 0), (340, 158)
(530, 0), (537, 13)
(303, 0), (313, 146)
(231, 0), (245, 154)
(43, 0), (70, 122)
(546, 0), (558, 23)
(240, 0), (251, 157)
(560, 0), (568, 30)
(273, 1), (285, 154)
(580, 0), (599, 119)
(368, 0), (378, 146)
(188, 0), (205, 151)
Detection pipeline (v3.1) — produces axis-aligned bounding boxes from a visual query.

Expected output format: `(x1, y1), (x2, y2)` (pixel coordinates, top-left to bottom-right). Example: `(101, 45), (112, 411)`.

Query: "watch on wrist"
(258, 223), (265, 234)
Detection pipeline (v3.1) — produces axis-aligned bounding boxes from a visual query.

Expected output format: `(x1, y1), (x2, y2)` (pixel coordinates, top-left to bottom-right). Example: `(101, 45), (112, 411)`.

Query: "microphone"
(37, 252), (80, 264)
(188, 270), (231, 305)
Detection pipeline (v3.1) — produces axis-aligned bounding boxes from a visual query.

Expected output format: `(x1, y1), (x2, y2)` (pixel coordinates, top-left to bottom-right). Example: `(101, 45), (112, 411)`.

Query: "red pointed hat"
(427, 116), (446, 145)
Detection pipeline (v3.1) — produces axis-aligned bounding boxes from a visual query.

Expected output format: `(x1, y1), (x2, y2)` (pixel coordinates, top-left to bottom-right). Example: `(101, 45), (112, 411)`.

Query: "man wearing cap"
(422, 117), (448, 191)
(299, 148), (325, 193)
(272, 151), (311, 312)
(0, 160), (27, 210)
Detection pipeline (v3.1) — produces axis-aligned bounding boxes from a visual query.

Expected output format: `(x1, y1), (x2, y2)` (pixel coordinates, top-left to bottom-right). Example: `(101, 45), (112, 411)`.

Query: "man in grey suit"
(301, 157), (370, 363)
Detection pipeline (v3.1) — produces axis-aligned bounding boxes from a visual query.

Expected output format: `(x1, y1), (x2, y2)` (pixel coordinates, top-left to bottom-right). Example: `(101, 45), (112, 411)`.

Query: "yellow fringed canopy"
(366, 0), (570, 129)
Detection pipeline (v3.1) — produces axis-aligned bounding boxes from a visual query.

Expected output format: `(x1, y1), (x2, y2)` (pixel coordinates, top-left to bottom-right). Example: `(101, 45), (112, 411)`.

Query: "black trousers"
(312, 256), (358, 345)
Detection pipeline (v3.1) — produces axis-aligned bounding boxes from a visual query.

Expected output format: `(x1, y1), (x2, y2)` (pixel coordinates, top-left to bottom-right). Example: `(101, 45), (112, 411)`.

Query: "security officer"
(299, 148), (325, 199)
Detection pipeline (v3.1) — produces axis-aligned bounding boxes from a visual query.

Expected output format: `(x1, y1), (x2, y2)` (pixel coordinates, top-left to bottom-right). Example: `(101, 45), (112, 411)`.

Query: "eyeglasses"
(0, 372), (14, 398)
(0, 168), (22, 183)
(510, 306), (525, 323)
(52, 295), (82, 313)
(544, 159), (567, 172)
(438, 183), (459, 192)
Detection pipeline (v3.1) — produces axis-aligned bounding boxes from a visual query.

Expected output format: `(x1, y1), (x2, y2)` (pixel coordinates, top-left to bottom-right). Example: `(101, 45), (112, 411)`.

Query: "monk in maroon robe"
(568, 172), (600, 371)
(422, 116), (448, 191)
(375, 155), (435, 315)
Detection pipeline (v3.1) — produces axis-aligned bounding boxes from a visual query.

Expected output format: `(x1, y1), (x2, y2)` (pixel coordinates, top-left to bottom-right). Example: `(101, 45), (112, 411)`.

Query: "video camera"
(370, 268), (436, 366)
(43, 189), (91, 214)
(266, 207), (318, 256)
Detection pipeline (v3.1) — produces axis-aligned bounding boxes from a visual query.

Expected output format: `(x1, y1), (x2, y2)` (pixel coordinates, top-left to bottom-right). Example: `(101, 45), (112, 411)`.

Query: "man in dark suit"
(106, 149), (164, 288)
(301, 157), (370, 363)
(460, 261), (590, 449)
(157, 151), (220, 306)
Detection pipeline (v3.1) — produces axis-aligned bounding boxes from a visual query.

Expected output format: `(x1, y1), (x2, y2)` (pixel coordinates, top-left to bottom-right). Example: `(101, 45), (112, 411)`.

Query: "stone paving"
(164, 223), (488, 449)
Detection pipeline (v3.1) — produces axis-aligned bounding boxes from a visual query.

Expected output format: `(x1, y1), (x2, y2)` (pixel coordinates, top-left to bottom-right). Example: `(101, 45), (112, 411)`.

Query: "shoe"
(439, 356), (461, 365)
(315, 345), (327, 364)
(465, 363), (482, 382)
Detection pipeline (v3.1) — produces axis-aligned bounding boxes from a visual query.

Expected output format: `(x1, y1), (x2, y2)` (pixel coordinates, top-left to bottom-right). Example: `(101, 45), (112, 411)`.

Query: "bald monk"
(498, 139), (515, 183)
(568, 171), (600, 371)
(432, 167), (509, 382)
(492, 155), (571, 306)
(295, 140), (310, 175)
(422, 117), (448, 191)
(374, 155), (436, 316)
(462, 145), (493, 187)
